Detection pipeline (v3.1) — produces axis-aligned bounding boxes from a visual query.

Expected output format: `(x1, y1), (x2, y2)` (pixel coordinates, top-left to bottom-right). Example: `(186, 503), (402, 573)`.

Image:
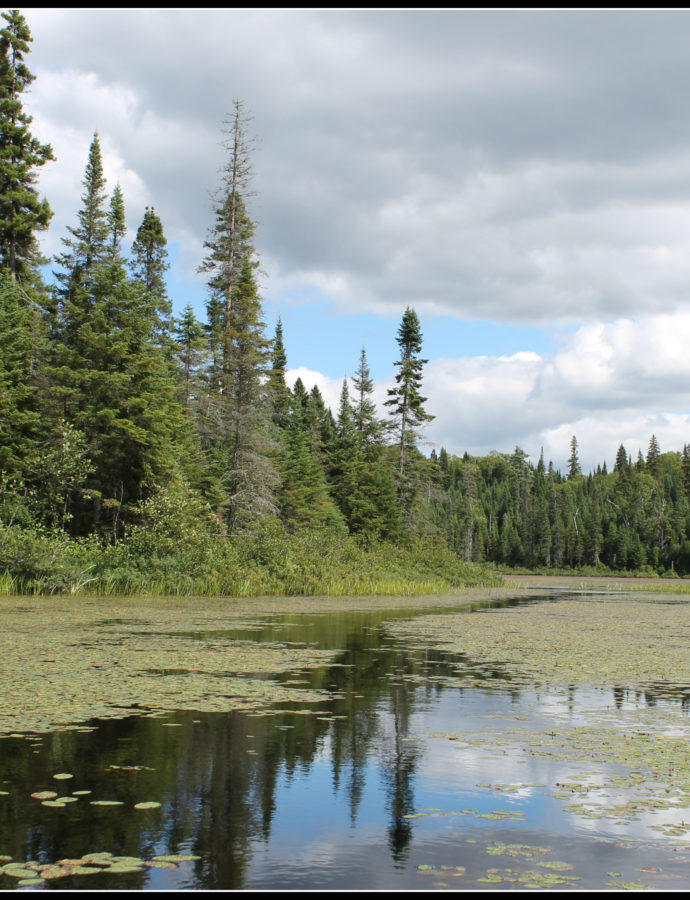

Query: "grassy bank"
(0, 521), (500, 597)
(502, 572), (690, 594)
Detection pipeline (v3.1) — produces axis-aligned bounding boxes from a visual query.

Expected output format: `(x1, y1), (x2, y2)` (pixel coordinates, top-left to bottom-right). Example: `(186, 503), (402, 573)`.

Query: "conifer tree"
(129, 206), (171, 330)
(268, 317), (291, 429)
(646, 434), (661, 474)
(106, 183), (126, 260)
(276, 380), (343, 532)
(198, 103), (278, 530)
(0, 9), (54, 283)
(615, 443), (628, 473)
(173, 303), (207, 410)
(55, 133), (108, 298)
(567, 436), (582, 479)
(0, 276), (41, 475)
(51, 155), (196, 536)
(384, 306), (434, 520)
(352, 347), (382, 449)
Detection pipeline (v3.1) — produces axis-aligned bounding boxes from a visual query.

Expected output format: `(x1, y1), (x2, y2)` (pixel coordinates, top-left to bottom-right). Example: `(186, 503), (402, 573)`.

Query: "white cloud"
(292, 313), (690, 473)
(23, 9), (690, 328)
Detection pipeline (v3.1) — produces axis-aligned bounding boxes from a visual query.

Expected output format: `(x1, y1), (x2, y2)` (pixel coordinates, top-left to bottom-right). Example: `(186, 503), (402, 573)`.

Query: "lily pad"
(134, 801), (161, 809)
(3, 866), (39, 879)
(40, 866), (71, 880)
(52, 773), (74, 780)
(31, 790), (58, 800)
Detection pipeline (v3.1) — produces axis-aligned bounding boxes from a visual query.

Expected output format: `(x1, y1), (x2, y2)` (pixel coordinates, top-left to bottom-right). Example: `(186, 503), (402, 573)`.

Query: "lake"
(1, 589), (689, 890)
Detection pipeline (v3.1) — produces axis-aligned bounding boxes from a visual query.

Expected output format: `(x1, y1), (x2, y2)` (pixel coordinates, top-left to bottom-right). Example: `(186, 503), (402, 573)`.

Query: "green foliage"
(385, 306), (434, 523)
(0, 274), (42, 474)
(429, 442), (690, 576)
(0, 9), (54, 282)
(5, 39), (688, 597)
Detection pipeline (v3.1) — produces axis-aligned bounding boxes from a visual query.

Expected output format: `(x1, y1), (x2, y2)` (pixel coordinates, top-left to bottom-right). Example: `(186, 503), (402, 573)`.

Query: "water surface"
(1, 591), (689, 890)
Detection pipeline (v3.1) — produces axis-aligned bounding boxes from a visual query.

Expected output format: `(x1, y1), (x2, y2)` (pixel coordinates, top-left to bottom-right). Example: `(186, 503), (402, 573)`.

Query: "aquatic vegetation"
(385, 597), (690, 692)
(0, 590), (512, 737)
(0, 851), (201, 884)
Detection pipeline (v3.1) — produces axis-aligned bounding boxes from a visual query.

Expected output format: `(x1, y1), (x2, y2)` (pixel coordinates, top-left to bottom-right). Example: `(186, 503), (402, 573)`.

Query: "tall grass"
(0, 520), (500, 598)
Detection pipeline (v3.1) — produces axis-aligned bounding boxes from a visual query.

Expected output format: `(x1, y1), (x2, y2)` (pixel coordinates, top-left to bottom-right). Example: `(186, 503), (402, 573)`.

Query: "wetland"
(1, 587), (689, 891)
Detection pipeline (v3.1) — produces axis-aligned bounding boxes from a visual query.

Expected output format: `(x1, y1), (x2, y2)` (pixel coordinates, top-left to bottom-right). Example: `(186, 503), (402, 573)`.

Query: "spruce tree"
(198, 103), (278, 530)
(106, 183), (126, 260)
(173, 303), (207, 410)
(51, 156), (196, 536)
(55, 133), (108, 297)
(268, 317), (291, 429)
(614, 444), (628, 473)
(0, 9), (54, 283)
(384, 306), (434, 520)
(352, 347), (382, 449)
(567, 436), (582, 479)
(129, 206), (171, 328)
(0, 275), (41, 475)
(646, 434), (661, 475)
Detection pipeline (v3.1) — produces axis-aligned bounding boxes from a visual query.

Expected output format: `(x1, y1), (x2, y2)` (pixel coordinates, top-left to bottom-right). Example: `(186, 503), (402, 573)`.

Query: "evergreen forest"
(2, 11), (690, 596)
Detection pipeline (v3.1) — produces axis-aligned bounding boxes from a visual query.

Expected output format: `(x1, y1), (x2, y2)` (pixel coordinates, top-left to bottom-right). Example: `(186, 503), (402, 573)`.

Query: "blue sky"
(21, 8), (690, 472)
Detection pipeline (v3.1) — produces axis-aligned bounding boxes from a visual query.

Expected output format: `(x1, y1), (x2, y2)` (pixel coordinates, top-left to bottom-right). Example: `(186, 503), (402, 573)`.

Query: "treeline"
(428, 437), (690, 576)
(0, 10), (491, 595)
(2, 11), (688, 596)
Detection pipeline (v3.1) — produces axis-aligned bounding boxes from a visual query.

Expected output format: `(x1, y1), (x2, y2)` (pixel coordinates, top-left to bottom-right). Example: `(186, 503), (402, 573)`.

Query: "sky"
(16, 8), (690, 473)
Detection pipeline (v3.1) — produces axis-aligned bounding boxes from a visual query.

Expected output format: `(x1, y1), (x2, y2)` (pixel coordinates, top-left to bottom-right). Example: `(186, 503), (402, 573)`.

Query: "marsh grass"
(0, 521), (499, 597)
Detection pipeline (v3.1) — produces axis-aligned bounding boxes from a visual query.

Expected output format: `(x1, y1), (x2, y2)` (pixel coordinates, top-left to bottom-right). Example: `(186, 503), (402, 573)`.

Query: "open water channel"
(1, 591), (689, 890)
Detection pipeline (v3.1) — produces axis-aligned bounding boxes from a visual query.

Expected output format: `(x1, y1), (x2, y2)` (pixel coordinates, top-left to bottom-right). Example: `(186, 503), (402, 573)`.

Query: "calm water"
(1, 592), (689, 891)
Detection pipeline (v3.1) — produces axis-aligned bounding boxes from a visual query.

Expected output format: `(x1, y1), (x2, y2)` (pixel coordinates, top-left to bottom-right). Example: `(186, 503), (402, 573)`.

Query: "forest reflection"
(1, 595), (687, 890)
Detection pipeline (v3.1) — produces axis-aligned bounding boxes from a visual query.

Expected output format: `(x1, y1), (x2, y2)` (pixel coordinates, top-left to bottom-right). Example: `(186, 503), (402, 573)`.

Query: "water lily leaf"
(538, 861), (574, 871)
(52, 773), (73, 780)
(3, 867), (38, 879)
(89, 800), (124, 806)
(41, 800), (66, 807)
(17, 878), (43, 885)
(31, 791), (58, 800)
(40, 866), (71, 880)
(103, 864), (144, 874)
(134, 801), (161, 809)
(152, 854), (200, 862)
(72, 790), (92, 795)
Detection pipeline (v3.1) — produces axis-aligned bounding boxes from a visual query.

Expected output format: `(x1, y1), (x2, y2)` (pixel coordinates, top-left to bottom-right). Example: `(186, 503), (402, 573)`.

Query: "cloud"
(23, 9), (690, 327)
(293, 313), (690, 473)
